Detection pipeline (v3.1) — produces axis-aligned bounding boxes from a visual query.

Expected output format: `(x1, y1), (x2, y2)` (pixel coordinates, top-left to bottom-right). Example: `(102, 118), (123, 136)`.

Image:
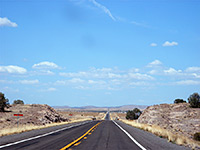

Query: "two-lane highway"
(67, 120), (144, 150)
(0, 112), (190, 150)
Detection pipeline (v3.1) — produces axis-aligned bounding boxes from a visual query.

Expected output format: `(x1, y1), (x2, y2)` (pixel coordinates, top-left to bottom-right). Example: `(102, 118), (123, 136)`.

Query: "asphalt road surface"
(0, 113), (190, 150)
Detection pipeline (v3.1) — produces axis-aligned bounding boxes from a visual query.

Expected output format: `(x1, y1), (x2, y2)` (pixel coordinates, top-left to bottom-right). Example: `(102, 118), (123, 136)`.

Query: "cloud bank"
(0, 65), (27, 74)
(1, 60), (200, 91)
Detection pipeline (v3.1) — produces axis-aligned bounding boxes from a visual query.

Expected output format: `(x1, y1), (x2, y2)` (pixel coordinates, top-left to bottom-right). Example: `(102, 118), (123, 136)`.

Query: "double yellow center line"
(60, 122), (102, 150)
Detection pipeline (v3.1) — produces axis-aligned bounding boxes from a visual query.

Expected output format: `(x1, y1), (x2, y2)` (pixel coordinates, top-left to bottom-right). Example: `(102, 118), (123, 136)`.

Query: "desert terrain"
(111, 103), (200, 149)
(0, 104), (105, 137)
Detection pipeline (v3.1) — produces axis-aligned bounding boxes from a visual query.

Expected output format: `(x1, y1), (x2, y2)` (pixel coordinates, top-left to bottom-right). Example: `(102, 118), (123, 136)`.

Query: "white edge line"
(104, 111), (108, 120)
(112, 120), (146, 150)
(0, 121), (91, 149)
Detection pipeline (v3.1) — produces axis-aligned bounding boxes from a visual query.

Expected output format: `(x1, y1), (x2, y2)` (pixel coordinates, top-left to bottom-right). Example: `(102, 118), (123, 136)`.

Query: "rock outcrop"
(0, 104), (69, 128)
(138, 103), (200, 140)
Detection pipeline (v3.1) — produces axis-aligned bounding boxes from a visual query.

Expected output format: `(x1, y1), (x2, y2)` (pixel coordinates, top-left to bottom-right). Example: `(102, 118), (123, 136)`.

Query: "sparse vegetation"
(126, 108), (142, 120)
(0, 92), (10, 112)
(174, 99), (186, 104)
(0, 118), (91, 137)
(119, 119), (200, 149)
(188, 93), (200, 108)
(194, 132), (200, 141)
(13, 99), (24, 105)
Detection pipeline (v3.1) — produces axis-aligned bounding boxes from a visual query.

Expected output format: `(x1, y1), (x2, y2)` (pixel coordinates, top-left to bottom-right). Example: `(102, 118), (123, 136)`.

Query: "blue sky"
(0, 0), (200, 106)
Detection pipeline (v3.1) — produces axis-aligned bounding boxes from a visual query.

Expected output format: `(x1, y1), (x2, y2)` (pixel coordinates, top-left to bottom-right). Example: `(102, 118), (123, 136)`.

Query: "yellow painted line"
(74, 141), (81, 146)
(84, 137), (87, 139)
(60, 122), (101, 150)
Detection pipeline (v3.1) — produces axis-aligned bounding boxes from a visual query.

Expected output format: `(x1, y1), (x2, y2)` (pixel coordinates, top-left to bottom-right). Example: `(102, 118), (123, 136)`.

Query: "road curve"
(0, 113), (190, 150)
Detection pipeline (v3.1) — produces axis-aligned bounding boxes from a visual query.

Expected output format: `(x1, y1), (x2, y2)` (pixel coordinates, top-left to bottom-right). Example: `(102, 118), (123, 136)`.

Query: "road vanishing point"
(0, 112), (190, 150)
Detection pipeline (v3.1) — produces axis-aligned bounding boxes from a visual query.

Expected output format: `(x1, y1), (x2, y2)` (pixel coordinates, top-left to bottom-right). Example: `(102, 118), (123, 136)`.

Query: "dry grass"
(0, 118), (91, 137)
(119, 118), (200, 149)
(109, 112), (116, 120)
(0, 111), (106, 137)
(58, 111), (105, 120)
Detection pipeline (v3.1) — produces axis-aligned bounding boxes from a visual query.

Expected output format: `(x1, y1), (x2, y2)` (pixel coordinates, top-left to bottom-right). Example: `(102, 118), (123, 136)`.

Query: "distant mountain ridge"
(52, 105), (148, 111)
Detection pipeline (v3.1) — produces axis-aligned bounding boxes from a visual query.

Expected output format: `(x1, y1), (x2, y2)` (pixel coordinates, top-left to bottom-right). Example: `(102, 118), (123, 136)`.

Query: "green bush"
(174, 99), (186, 104)
(194, 132), (200, 141)
(0, 92), (9, 112)
(13, 100), (24, 105)
(126, 108), (142, 120)
(188, 93), (200, 108)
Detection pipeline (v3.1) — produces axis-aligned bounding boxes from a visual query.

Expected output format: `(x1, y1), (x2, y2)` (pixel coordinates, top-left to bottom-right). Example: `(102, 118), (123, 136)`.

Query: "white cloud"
(41, 70), (54, 75)
(148, 70), (158, 75)
(46, 88), (57, 91)
(149, 65), (200, 78)
(129, 68), (139, 73)
(75, 86), (89, 90)
(60, 67), (154, 82)
(55, 80), (67, 85)
(163, 41), (178, 47)
(59, 72), (88, 78)
(0, 65), (27, 74)
(55, 78), (85, 85)
(150, 60), (162, 65)
(108, 73), (121, 78)
(59, 69), (121, 79)
(0, 17), (17, 27)
(56, 64), (200, 90)
(41, 87), (57, 92)
(130, 81), (150, 86)
(31, 70), (55, 76)
(69, 78), (85, 83)
(91, 67), (113, 72)
(176, 80), (200, 85)
(192, 73), (200, 78)
(88, 80), (106, 84)
(150, 43), (157, 47)
(128, 73), (154, 80)
(185, 67), (200, 72)
(147, 60), (162, 67)
(164, 68), (182, 75)
(89, 0), (116, 21)
(32, 61), (59, 69)
(19, 79), (39, 84)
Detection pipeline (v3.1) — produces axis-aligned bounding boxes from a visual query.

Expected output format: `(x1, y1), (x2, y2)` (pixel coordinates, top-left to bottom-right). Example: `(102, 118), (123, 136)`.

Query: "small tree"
(194, 132), (200, 141)
(13, 100), (24, 105)
(126, 110), (135, 120)
(126, 108), (142, 120)
(188, 93), (200, 108)
(133, 108), (142, 119)
(0, 92), (9, 112)
(174, 99), (186, 104)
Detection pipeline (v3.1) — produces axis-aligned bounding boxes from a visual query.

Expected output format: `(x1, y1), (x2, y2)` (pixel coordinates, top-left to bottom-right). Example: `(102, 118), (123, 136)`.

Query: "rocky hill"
(138, 103), (200, 142)
(0, 104), (68, 129)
